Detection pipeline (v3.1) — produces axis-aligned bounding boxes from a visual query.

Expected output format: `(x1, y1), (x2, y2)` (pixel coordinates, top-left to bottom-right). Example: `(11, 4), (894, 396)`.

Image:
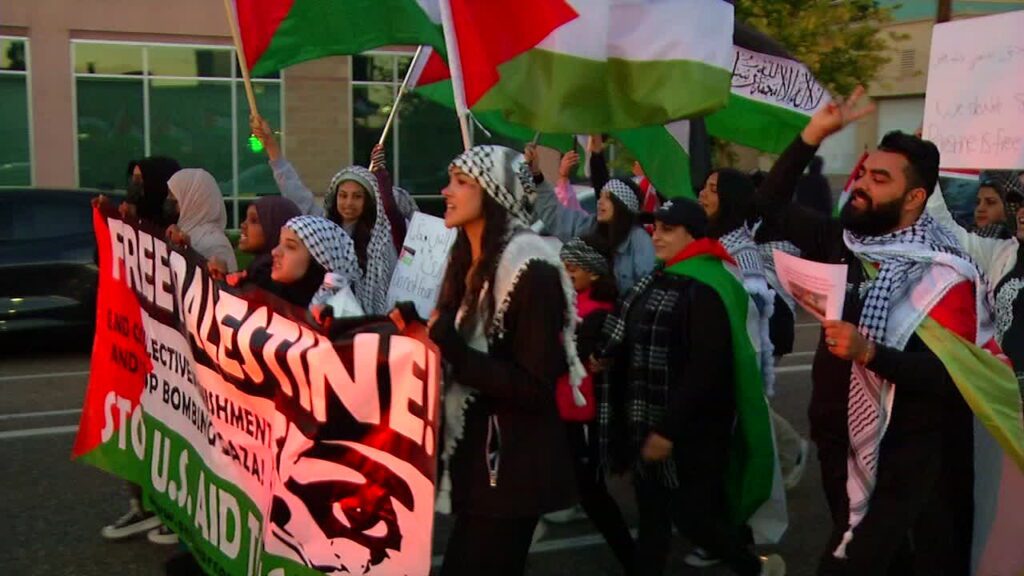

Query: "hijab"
(167, 169), (237, 272)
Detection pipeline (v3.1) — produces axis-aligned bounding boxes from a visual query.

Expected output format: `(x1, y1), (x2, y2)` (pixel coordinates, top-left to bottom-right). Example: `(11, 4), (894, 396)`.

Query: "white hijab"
(168, 169), (237, 272)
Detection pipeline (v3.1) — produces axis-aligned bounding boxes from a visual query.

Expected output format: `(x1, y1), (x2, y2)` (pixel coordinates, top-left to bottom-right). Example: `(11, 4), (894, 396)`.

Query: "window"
(73, 41), (283, 227)
(352, 51), (533, 198)
(0, 37), (32, 186)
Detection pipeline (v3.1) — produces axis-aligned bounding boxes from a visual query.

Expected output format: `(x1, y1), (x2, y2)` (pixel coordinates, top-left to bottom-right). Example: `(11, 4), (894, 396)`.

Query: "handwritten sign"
(730, 46), (828, 114)
(923, 11), (1024, 169)
(386, 213), (457, 319)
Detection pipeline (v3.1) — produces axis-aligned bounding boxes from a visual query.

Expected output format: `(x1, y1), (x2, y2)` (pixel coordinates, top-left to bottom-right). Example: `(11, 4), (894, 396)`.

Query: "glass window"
(396, 93), (463, 195)
(352, 84), (395, 169)
(73, 41), (283, 227)
(1, 38), (28, 71)
(76, 77), (145, 190)
(234, 83), (283, 197)
(352, 54), (395, 83)
(149, 78), (233, 184)
(74, 42), (144, 75)
(147, 46), (233, 79)
(0, 37), (31, 186)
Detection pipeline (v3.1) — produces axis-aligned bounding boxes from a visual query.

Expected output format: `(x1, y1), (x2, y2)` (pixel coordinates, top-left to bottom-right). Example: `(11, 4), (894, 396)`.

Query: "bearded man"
(753, 87), (1001, 576)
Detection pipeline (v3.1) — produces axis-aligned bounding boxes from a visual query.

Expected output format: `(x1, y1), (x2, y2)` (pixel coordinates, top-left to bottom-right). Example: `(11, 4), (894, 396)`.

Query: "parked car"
(0, 188), (121, 335)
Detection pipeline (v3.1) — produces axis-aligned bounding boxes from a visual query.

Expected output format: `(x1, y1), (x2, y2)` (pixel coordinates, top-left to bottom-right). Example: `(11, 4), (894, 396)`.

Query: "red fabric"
(639, 178), (659, 236)
(843, 151), (870, 194)
(73, 208), (153, 457)
(639, 178), (660, 213)
(426, 0), (577, 105)
(665, 238), (737, 268)
(556, 290), (613, 422)
(418, 50), (453, 86)
(451, 0), (577, 105)
(928, 280), (977, 342)
(235, 0), (296, 70)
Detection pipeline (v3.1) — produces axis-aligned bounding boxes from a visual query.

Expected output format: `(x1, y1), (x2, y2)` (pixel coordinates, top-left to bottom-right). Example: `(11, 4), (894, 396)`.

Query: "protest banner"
(74, 205), (440, 576)
(923, 10), (1024, 169)
(771, 250), (847, 322)
(386, 213), (457, 319)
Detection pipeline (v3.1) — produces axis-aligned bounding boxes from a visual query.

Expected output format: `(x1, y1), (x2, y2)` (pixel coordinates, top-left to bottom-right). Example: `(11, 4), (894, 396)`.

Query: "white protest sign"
(772, 250), (847, 322)
(386, 213), (457, 319)
(923, 10), (1024, 169)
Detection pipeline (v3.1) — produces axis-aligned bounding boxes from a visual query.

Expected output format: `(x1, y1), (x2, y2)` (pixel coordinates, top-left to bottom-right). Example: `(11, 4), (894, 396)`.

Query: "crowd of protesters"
(91, 83), (1024, 576)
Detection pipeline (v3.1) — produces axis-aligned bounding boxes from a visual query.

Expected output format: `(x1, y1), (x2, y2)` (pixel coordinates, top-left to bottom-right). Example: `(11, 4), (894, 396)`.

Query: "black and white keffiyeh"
(602, 179), (640, 213)
(836, 212), (991, 557)
(450, 145), (536, 227)
(720, 225), (777, 395)
(560, 237), (611, 278)
(284, 215), (364, 310)
(325, 165), (397, 315)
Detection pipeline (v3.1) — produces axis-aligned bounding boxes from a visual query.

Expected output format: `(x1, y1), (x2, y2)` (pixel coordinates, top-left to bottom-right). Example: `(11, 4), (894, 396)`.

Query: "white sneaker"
(760, 554), (786, 576)
(147, 524), (180, 545)
(684, 547), (722, 567)
(784, 439), (810, 490)
(100, 499), (162, 540)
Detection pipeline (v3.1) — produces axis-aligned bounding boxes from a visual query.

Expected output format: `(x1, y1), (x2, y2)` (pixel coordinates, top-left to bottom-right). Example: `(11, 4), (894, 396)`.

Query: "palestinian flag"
(705, 24), (830, 154)
(234, 0), (447, 76)
(613, 120), (695, 199)
(664, 238), (786, 542)
(407, 48), (575, 152)
(427, 0), (735, 134)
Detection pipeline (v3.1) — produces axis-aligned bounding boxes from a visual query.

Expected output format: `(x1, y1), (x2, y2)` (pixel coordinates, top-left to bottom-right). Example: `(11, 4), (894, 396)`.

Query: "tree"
(734, 0), (898, 95)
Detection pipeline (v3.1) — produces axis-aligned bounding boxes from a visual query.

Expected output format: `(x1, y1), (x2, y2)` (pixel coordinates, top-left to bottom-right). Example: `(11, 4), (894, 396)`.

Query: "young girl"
(558, 235), (635, 572)
(430, 145), (586, 575)
(272, 215), (365, 317)
(225, 196), (322, 308)
(251, 116), (399, 314)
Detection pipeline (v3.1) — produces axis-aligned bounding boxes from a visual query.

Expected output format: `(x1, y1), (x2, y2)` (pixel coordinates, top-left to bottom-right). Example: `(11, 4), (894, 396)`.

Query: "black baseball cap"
(640, 197), (708, 238)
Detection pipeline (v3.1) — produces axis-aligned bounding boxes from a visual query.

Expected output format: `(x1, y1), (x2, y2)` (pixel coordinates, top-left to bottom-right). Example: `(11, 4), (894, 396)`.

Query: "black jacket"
(432, 261), (578, 517)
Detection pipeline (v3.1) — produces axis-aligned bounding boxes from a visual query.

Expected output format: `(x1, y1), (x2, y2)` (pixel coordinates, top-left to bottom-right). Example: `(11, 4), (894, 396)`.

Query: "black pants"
(567, 422), (636, 572)
(440, 513), (539, 576)
(633, 452), (761, 576)
(814, 429), (973, 576)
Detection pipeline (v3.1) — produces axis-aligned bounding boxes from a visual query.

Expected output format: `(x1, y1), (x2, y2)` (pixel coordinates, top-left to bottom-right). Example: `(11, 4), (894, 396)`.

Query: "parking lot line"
(0, 370), (90, 382)
(0, 425), (79, 440)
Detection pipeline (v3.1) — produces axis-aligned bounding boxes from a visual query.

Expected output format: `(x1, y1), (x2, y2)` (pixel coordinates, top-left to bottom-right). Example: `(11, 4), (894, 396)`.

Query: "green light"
(248, 134), (264, 153)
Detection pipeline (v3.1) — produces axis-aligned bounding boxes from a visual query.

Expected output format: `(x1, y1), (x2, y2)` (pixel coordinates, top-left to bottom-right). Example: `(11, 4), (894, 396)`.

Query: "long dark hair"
(595, 187), (638, 252)
(326, 184), (378, 271)
(437, 194), (510, 330)
(706, 168), (756, 239)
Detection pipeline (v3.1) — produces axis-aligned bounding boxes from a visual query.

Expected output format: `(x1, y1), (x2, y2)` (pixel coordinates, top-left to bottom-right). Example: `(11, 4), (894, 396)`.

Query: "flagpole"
(377, 45), (424, 149)
(438, 0), (472, 150)
(222, 0), (260, 118)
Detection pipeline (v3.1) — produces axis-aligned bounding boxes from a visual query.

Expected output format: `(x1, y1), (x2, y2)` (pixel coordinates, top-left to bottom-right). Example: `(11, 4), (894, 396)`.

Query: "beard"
(840, 189), (904, 237)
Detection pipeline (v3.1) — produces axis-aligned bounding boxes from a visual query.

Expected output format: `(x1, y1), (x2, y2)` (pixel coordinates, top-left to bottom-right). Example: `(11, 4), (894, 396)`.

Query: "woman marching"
(429, 145), (587, 575)
(597, 198), (783, 576)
